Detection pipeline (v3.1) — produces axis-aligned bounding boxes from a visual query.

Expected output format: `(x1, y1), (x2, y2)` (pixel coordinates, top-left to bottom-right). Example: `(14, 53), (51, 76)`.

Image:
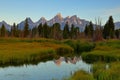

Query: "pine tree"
(42, 22), (49, 38)
(0, 24), (6, 37)
(74, 27), (80, 39)
(89, 21), (94, 37)
(52, 23), (61, 40)
(70, 24), (75, 39)
(108, 16), (115, 38)
(63, 22), (70, 39)
(11, 23), (17, 37)
(32, 27), (38, 37)
(103, 23), (109, 39)
(103, 16), (115, 39)
(38, 23), (43, 37)
(84, 24), (89, 37)
(24, 18), (29, 37)
(115, 29), (120, 39)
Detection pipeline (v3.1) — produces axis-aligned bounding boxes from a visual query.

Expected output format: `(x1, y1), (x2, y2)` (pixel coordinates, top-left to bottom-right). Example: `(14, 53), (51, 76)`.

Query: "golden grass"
(82, 39), (120, 63)
(0, 38), (73, 66)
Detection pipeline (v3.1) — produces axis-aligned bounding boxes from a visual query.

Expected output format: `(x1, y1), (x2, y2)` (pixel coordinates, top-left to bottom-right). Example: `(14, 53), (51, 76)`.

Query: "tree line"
(0, 16), (120, 40)
(84, 16), (120, 41)
(0, 19), (80, 40)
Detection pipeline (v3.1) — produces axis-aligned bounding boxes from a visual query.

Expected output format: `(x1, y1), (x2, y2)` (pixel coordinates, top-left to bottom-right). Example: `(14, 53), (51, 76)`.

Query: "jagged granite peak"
(115, 22), (120, 29)
(56, 13), (63, 19)
(0, 20), (11, 31)
(36, 17), (47, 26)
(2, 13), (120, 31)
(18, 17), (35, 30)
(70, 15), (77, 19)
(47, 13), (63, 26)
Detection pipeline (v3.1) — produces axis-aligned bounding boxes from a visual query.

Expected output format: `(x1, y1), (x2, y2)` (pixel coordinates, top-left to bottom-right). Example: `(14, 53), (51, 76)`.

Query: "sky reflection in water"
(0, 56), (91, 80)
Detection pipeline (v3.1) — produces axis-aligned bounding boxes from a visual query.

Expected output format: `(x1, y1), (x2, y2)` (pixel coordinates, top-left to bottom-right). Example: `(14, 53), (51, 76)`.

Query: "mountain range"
(0, 13), (120, 31)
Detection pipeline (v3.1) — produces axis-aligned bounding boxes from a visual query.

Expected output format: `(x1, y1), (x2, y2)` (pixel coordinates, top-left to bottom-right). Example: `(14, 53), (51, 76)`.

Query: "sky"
(0, 0), (120, 25)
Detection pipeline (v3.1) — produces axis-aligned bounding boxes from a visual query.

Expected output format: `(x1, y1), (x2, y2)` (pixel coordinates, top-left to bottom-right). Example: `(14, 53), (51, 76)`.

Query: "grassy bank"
(82, 40), (120, 63)
(69, 70), (94, 80)
(0, 38), (74, 66)
(68, 62), (120, 80)
(0, 38), (96, 67)
(92, 62), (120, 80)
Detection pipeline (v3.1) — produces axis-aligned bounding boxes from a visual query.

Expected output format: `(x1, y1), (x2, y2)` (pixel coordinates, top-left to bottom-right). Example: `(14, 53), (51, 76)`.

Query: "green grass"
(63, 40), (95, 54)
(92, 62), (120, 80)
(68, 62), (120, 80)
(82, 39), (120, 63)
(0, 38), (73, 66)
(69, 70), (94, 80)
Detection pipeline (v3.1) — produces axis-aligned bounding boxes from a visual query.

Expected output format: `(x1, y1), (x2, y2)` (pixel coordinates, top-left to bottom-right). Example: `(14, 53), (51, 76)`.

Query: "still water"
(0, 56), (91, 80)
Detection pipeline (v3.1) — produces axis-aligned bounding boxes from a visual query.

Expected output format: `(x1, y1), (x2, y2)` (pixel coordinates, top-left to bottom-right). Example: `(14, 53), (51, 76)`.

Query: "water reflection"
(0, 56), (91, 80)
(54, 56), (82, 66)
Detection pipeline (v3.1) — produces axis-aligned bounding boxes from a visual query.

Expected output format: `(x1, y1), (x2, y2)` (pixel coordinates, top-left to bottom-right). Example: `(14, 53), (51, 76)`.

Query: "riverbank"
(68, 62), (120, 80)
(0, 38), (72, 66)
(82, 39), (120, 63)
(0, 38), (94, 67)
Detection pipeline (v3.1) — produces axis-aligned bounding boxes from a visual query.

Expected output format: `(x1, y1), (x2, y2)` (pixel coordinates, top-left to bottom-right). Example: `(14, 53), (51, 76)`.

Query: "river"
(0, 56), (91, 80)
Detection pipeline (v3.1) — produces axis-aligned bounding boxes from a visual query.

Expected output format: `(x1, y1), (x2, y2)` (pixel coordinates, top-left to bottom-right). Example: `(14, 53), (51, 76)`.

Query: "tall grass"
(68, 62), (120, 80)
(69, 70), (94, 80)
(0, 38), (73, 67)
(82, 40), (120, 63)
(63, 40), (95, 54)
(92, 62), (120, 80)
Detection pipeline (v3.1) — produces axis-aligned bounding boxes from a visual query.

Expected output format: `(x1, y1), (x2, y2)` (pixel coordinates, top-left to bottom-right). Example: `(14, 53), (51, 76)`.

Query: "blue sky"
(0, 0), (120, 25)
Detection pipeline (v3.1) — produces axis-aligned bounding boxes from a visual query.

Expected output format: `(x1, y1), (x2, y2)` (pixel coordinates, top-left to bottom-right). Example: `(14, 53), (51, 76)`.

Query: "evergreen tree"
(42, 22), (49, 38)
(70, 24), (75, 39)
(103, 23), (109, 39)
(84, 22), (94, 38)
(74, 27), (80, 39)
(38, 23), (43, 37)
(109, 16), (115, 38)
(0, 24), (6, 37)
(63, 22), (70, 39)
(11, 23), (17, 37)
(52, 23), (61, 40)
(32, 27), (38, 37)
(89, 21), (94, 37)
(115, 29), (120, 39)
(103, 16), (115, 39)
(84, 24), (89, 37)
(24, 18), (29, 37)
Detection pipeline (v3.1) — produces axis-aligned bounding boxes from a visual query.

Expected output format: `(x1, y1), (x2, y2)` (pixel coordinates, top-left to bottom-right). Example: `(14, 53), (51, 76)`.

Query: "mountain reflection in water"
(0, 56), (91, 80)
(54, 56), (82, 66)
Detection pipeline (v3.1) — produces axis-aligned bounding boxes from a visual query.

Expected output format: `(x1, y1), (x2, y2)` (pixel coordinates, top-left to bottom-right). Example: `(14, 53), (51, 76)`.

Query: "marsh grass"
(82, 40), (120, 63)
(68, 70), (94, 80)
(63, 40), (95, 54)
(93, 62), (120, 80)
(68, 62), (120, 80)
(0, 38), (74, 66)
